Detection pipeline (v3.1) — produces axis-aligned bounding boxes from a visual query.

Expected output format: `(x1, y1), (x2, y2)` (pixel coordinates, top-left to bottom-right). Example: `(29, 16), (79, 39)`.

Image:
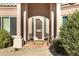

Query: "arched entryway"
(28, 16), (49, 40)
(22, 3), (55, 43)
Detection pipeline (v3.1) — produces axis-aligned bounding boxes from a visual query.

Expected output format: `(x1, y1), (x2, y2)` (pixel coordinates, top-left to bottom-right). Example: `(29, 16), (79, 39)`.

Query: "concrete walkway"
(0, 47), (53, 56)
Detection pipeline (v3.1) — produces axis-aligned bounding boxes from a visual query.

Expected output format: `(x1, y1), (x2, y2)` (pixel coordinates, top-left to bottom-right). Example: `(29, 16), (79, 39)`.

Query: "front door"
(33, 17), (44, 40)
(36, 19), (42, 39)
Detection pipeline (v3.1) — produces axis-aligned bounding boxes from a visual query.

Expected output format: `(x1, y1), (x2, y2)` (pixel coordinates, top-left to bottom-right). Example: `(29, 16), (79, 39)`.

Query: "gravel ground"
(0, 47), (53, 56)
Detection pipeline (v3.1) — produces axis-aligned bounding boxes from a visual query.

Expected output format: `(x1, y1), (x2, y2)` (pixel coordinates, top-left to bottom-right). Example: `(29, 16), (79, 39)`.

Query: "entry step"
(34, 40), (44, 45)
(23, 40), (48, 48)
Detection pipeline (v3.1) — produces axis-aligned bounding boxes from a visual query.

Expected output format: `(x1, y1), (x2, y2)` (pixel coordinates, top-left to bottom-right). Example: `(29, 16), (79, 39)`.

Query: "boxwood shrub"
(49, 10), (79, 56)
(0, 29), (13, 48)
(59, 10), (79, 56)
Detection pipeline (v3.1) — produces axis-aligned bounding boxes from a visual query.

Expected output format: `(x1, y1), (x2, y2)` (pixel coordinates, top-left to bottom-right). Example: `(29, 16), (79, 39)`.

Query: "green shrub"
(49, 39), (68, 56)
(59, 10), (79, 56)
(0, 29), (13, 48)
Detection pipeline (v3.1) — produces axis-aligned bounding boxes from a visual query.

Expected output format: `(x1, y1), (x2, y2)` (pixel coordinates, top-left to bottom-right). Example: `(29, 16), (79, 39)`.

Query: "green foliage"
(49, 40), (67, 56)
(59, 10), (79, 56)
(0, 29), (13, 48)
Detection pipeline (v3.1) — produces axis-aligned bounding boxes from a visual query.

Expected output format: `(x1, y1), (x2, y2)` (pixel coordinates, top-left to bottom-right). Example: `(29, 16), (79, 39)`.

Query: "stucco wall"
(0, 7), (17, 16)
(61, 4), (79, 16)
(28, 3), (50, 18)
(22, 3), (56, 19)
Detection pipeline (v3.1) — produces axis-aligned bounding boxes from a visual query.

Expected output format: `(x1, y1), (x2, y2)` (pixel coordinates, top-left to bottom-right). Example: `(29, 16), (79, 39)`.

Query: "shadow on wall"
(49, 39), (67, 56)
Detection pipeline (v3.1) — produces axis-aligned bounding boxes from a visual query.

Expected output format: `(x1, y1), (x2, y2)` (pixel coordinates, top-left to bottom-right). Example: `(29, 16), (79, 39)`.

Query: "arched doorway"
(28, 16), (49, 40)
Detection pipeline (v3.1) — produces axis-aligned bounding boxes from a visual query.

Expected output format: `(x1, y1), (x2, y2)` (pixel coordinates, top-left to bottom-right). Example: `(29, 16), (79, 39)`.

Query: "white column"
(23, 4), (28, 42)
(56, 3), (62, 37)
(42, 17), (44, 40)
(13, 3), (23, 48)
(23, 10), (27, 42)
(50, 3), (54, 40)
(17, 3), (22, 38)
(34, 18), (36, 40)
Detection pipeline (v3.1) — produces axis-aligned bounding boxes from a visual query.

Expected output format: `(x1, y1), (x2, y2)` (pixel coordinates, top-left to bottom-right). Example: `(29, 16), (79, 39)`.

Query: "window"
(0, 16), (16, 35)
(32, 18), (34, 37)
(44, 18), (46, 37)
(62, 16), (68, 24)
(2, 17), (10, 33)
(10, 17), (16, 35)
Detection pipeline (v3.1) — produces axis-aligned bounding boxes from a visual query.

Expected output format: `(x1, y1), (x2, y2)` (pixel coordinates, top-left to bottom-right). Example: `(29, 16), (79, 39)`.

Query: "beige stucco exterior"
(61, 4), (79, 16)
(0, 7), (17, 16)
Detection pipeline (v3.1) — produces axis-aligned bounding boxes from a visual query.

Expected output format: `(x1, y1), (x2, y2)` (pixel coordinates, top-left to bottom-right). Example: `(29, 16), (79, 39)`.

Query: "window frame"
(62, 16), (68, 24)
(0, 16), (17, 37)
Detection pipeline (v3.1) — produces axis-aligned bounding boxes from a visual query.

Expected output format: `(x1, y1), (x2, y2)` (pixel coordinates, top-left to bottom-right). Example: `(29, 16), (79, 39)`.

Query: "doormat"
(34, 40), (44, 45)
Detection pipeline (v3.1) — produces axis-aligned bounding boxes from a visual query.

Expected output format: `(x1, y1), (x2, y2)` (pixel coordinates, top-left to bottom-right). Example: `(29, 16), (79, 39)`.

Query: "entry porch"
(13, 3), (62, 48)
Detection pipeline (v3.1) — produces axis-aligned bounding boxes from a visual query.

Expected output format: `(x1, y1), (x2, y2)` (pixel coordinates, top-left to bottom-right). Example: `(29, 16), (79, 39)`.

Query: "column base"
(13, 37), (23, 48)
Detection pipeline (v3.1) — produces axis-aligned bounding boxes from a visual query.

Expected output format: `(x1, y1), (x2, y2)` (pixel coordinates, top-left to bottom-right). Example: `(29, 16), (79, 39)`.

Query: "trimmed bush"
(0, 29), (13, 48)
(59, 10), (79, 56)
(49, 39), (67, 56)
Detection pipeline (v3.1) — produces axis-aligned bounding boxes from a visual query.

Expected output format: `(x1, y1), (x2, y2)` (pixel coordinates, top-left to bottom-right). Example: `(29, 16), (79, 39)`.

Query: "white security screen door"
(33, 16), (44, 40)
(36, 19), (42, 39)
